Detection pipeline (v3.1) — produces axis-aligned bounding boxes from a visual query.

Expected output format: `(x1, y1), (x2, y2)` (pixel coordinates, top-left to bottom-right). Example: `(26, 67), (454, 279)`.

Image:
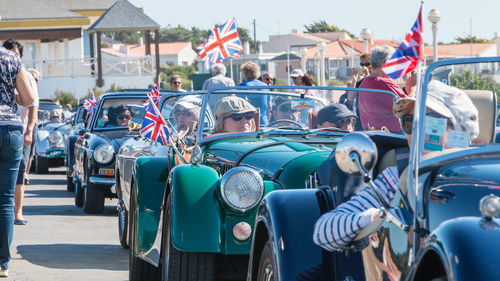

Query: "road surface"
(6, 167), (128, 281)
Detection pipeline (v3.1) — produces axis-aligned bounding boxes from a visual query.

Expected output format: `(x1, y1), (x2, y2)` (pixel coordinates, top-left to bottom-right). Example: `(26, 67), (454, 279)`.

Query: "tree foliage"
(107, 31), (144, 44)
(54, 90), (78, 108)
(454, 35), (490, 43)
(304, 21), (357, 38)
(450, 70), (500, 98)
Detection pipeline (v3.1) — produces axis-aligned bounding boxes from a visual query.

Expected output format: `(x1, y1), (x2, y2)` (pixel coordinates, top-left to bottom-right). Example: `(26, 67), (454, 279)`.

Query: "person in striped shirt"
(313, 80), (480, 251)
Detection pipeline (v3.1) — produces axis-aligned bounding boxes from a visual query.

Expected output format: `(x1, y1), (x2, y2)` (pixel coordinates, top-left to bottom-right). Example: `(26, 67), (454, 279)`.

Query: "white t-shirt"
(18, 71), (39, 132)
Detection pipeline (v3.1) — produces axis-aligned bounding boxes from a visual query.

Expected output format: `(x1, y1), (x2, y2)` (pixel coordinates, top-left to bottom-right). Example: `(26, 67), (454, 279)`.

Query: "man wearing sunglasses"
(172, 96), (202, 143)
(271, 97), (300, 124)
(313, 80), (479, 251)
(317, 103), (356, 132)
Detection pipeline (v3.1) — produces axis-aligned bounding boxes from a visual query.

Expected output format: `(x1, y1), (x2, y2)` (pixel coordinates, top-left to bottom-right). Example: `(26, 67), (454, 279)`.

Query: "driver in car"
(108, 105), (135, 127)
(172, 95), (202, 145)
(270, 97), (301, 126)
(313, 80), (479, 251)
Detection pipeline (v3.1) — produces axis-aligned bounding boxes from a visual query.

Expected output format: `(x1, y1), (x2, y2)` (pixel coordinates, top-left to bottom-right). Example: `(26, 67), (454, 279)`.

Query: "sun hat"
(173, 95), (202, 110)
(290, 69), (304, 78)
(393, 80), (479, 141)
(214, 96), (256, 118)
(318, 103), (356, 125)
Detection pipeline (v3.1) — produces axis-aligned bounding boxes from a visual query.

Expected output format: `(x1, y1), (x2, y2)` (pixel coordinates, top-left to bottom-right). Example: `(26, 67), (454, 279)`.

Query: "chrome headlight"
(220, 167), (264, 212)
(49, 131), (62, 144)
(480, 194), (500, 219)
(94, 144), (114, 165)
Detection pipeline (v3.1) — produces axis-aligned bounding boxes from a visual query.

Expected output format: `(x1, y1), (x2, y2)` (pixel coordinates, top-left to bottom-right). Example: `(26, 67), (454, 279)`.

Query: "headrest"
(463, 89), (497, 143)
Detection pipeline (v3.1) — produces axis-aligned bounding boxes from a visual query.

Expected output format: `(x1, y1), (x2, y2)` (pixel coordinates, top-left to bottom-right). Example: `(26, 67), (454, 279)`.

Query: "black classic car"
(66, 104), (87, 191)
(73, 91), (154, 214)
(246, 57), (500, 281)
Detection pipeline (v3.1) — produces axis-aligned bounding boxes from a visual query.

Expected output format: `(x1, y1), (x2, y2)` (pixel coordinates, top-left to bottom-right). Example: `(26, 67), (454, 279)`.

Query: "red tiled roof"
(437, 43), (495, 57)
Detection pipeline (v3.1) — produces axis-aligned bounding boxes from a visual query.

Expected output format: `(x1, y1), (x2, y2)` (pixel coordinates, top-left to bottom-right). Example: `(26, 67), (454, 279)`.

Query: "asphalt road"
(6, 167), (128, 281)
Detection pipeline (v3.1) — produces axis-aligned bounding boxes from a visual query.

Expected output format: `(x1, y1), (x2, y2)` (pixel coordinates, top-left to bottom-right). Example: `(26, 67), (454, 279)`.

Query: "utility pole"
(253, 19), (257, 54)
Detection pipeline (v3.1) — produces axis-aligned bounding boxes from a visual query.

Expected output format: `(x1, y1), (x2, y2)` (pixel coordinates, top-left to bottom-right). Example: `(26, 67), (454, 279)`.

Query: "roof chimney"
(292, 29), (298, 34)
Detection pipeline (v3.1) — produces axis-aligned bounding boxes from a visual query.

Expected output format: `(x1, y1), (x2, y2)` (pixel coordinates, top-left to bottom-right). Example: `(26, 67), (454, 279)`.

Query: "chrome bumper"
(88, 176), (115, 186)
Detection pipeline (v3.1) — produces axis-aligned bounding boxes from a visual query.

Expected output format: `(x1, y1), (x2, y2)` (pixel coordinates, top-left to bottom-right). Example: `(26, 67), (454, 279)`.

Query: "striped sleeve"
(313, 166), (399, 251)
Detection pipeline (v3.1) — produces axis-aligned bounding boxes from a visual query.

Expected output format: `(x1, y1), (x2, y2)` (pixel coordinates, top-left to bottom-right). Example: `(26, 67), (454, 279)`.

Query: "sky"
(128, 0), (500, 45)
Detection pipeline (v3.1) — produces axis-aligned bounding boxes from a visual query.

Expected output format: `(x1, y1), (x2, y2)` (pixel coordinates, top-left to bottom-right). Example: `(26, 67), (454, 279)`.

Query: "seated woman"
(213, 96), (259, 133)
(107, 105), (135, 127)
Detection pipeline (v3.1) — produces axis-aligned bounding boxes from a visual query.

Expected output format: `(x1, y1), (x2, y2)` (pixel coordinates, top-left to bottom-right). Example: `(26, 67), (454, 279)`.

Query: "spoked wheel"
(129, 185), (160, 281)
(118, 202), (129, 249)
(257, 241), (275, 281)
(161, 195), (217, 281)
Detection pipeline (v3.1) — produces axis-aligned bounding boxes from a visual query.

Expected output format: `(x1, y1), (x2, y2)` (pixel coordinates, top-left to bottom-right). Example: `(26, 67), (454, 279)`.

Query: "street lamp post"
(314, 53), (321, 86)
(428, 9), (441, 63)
(317, 42), (326, 86)
(299, 47), (308, 73)
(360, 28), (372, 53)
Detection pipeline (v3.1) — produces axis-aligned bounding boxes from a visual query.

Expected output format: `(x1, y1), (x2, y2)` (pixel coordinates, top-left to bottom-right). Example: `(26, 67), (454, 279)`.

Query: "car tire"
(83, 182), (105, 214)
(118, 204), (129, 249)
(256, 241), (275, 281)
(74, 177), (84, 208)
(161, 195), (217, 281)
(67, 176), (75, 192)
(129, 185), (160, 281)
(35, 156), (49, 174)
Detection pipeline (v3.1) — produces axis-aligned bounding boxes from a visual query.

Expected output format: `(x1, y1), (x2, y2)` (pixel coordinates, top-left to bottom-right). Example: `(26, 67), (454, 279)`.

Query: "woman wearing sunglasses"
(313, 80), (479, 251)
(109, 105), (135, 127)
(214, 96), (258, 134)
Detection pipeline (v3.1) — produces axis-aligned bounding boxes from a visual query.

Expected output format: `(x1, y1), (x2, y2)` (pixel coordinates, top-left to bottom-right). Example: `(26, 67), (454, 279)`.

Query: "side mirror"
(335, 132), (378, 176)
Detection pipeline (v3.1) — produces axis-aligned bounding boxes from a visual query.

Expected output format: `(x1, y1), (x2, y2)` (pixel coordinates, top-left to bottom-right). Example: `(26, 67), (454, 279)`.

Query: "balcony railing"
(23, 56), (155, 79)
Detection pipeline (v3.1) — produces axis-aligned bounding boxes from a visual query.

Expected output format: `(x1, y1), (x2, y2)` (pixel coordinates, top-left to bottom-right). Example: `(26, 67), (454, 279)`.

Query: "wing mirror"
(335, 132), (378, 176)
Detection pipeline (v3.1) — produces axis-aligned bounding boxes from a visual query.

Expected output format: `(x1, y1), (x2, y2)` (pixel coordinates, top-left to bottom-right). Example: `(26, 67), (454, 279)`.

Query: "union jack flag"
(141, 96), (171, 145)
(382, 5), (423, 79)
(83, 92), (97, 116)
(197, 17), (243, 69)
(144, 80), (161, 108)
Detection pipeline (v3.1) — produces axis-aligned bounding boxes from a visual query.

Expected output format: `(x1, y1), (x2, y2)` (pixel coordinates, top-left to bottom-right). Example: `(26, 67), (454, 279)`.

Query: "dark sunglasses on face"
(174, 109), (192, 116)
(229, 112), (255, 121)
(360, 62), (371, 67)
(264, 77), (274, 81)
(172, 81), (181, 85)
(335, 116), (356, 128)
(400, 114), (413, 134)
(118, 113), (132, 120)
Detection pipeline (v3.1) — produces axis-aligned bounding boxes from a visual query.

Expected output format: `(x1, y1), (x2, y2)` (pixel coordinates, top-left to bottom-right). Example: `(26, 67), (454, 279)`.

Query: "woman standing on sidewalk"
(0, 42), (35, 278)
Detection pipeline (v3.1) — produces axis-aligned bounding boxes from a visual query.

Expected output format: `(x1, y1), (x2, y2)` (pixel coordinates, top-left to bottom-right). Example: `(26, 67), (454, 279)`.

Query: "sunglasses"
(360, 62), (371, 67)
(174, 109), (193, 116)
(228, 112), (255, 121)
(335, 116), (356, 128)
(172, 81), (181, 85)
(400, 114), (413, 134)
(118, 113), (132, 120)
(264, 77), (274, 81)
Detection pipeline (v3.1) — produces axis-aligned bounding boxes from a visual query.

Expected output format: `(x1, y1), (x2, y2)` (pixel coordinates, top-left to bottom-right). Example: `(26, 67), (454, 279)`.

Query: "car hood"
(39, 123), (70, 134)
(427, 158), (500, 231)
(94, 130), (138, 152)
(202, 135), (335, 188)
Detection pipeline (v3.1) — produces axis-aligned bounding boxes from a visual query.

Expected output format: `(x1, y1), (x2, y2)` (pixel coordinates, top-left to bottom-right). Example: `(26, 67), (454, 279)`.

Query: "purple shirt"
(358, 76), (408, 132)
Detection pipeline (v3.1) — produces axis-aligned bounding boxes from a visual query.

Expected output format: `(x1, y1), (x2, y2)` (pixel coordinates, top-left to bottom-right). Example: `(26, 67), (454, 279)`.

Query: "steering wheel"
(268, 119), (302, 128)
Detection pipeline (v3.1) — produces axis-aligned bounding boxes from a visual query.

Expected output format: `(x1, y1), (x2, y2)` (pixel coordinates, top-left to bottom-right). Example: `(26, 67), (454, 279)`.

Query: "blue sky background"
(129, 0), (500, 45)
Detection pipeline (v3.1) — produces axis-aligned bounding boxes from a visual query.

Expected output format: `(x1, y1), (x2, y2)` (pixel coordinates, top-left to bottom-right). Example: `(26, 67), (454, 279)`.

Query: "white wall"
(37, 75), (154, 99)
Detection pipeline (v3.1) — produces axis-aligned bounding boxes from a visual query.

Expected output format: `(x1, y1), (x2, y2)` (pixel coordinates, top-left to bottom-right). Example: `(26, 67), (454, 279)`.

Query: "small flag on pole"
(140, 96), (171, 145)
(144, 79), (161, 109)
(197, 17), (243, 69)
(382, 5), (424, 79)
(83, 91), (97, 117)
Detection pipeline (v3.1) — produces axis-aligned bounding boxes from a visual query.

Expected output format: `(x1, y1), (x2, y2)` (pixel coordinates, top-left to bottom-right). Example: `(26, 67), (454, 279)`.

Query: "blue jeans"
(0, 126), (23, 269)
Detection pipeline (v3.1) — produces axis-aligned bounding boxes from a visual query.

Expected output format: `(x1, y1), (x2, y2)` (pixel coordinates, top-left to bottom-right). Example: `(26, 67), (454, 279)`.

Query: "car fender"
(133, 156), (171, 256)
(170, 164), (222, 252)
(414, 217), (500, 281)
(36, 129), (49, 155)
(249, 189), (335, 281)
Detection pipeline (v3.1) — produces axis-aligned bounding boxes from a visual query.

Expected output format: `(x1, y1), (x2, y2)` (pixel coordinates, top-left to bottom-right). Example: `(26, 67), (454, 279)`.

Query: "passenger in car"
(213, 96), (258, 133)
(317, 103), (356, 132)
(108, 105), (135, 127)
(313, 80), (479, 251)
(172, 95), (202, 144)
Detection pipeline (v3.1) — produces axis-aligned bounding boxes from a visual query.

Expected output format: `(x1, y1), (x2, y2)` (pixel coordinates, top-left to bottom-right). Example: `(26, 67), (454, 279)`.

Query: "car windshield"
(93, 97), (147, 129)
(160, 87), (399, 142)
(420, 60), (499, 162)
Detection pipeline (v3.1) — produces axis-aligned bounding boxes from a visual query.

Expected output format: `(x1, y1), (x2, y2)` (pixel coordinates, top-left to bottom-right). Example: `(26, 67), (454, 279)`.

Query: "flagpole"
(230, 59), (234, 80)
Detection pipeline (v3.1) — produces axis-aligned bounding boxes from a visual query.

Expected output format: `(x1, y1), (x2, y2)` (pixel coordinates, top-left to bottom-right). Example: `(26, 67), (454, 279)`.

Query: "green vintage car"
(127, 86), (398, 280)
